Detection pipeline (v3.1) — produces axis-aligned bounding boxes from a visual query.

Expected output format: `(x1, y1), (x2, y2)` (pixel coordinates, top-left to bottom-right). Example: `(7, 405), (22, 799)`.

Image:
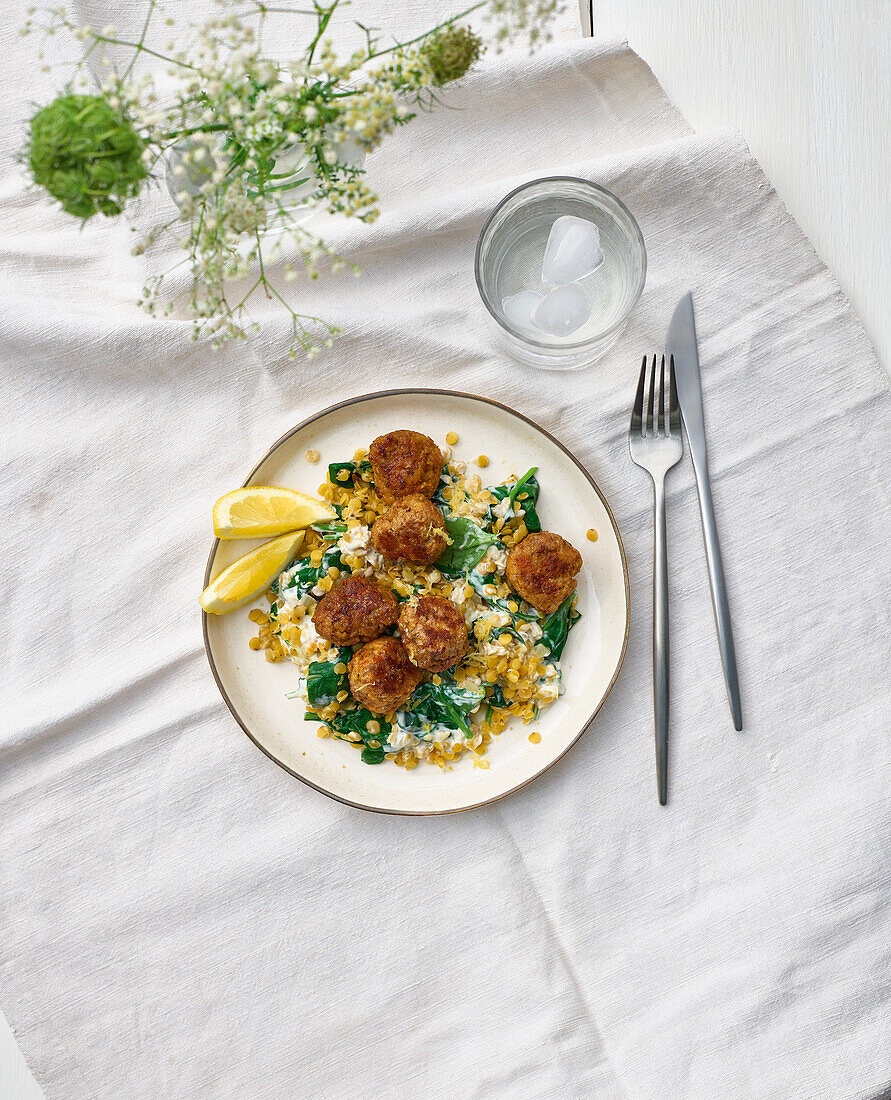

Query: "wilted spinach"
(304, 707), (392, 765)
(431, 473), (452, 512)
(467, 571), (539, 624)
(491, 623), (526, 647)
(399, 678), (485, 737)
(483, 682), (510, 724)
(539, 594), (581, 660)
(276, 545), (343, 600)
(305, 647), (352, 706)
(311, 521), (347, 541)
(435, 516), (499, 575)
(487, 467), (541, 532)
(327, 459), (373, 486)
(488, 684), (509, 708)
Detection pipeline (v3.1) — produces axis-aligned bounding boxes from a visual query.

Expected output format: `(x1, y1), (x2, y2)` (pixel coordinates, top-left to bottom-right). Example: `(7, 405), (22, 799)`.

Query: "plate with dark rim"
(202, 389), (629, 814)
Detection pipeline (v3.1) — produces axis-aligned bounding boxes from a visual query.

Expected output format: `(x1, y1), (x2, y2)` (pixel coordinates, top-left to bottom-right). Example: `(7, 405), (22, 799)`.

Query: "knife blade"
(666, 292), (743, 731)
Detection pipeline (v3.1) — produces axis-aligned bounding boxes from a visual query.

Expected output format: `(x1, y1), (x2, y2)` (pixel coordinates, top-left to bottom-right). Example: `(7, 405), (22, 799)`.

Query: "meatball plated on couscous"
(370, 494), (450, 565)
(505, 531), (582, 616)
(348, 636), (424, 714)
(399, 594), (469, 673)
(368, 429), (443, 503)
(312, 574), (399, 646)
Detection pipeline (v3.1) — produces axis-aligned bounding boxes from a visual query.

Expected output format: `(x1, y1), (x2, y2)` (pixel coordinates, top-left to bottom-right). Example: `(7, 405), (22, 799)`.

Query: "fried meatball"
(312, 575), (399, 646)
(399, 595), (469, 673)
(348, 636), (424, 715)
(369, 430), (444, 503)
(505, 531), (583, 616)
(370, 495), (449, 565)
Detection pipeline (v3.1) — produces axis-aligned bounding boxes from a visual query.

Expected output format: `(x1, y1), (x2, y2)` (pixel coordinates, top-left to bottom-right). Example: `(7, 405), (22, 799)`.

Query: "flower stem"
(366, 3), (487, 60)
(122, 0), (157, 80)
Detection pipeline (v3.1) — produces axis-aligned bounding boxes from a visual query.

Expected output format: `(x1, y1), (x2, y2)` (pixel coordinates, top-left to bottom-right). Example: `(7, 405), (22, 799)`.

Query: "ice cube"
(501, 290), (544, 333)
(541, 215), (603, 287)
(531, 284), (590, 336)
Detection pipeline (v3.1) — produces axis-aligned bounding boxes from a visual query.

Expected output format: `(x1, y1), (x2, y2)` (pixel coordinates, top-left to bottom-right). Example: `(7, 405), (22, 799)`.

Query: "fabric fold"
(1, 19), (889, 1100)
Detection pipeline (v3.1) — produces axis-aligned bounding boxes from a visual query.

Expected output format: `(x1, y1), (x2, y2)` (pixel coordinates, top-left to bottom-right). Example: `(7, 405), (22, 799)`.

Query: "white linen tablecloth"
(1, 6), (890, 1098)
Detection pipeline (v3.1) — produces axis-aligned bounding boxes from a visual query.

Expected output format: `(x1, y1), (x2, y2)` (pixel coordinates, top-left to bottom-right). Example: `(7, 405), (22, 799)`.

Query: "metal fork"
(629, 355), (683, 805)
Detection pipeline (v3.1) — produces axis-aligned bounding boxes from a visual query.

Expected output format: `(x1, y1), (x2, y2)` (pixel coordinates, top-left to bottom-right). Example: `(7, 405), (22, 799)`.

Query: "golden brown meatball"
(505, 531), (583, 616)
(348, 636), (424, 714)
(369, 430), (444, 503)
(370, 495), (449, 565)
(312, 575), (399, 646)
(399, 595), (469, 673)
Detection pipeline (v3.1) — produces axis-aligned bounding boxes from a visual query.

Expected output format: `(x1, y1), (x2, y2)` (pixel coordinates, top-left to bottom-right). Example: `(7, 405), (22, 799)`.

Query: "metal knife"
(666, 292), (743, 730)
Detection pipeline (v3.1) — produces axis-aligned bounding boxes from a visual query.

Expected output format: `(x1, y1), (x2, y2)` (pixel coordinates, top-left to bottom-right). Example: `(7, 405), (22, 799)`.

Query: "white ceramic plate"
(203, 390), (629, 815)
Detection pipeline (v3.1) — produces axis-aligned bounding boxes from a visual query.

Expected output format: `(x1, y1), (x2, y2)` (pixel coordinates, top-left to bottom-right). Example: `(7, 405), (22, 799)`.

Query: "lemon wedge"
(213, 486), (335, 539)
(200, 530), (305, 615)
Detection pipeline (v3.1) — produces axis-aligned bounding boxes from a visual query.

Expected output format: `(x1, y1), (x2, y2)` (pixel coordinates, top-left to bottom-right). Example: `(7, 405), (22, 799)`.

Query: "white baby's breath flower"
(30, 0), (554, 360)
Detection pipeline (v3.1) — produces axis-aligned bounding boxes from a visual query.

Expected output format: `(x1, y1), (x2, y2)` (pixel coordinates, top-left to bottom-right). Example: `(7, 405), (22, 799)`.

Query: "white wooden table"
(2, 2), (887, 1096)
(593, 0), (890, 373)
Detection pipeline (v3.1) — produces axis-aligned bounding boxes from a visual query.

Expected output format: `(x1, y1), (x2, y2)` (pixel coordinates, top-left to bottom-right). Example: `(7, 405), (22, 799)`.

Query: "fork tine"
(631, 355), (647, 435)
(668, 354), (680, 436)
(646, 353), (656, 436)
(658, 354), (666, 436)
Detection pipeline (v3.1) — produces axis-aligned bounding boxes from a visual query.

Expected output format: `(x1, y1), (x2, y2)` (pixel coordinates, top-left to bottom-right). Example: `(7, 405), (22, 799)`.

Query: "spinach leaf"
(360, 743), (387, 766)
(328, 459), (373, 487)
(279, 545), (343, 600)
(487, 684), (509, 708)
(505, 467), (538, 507)
(435, 516), (499, 575)
(492, 623), (526, 647)
(483, 682), (510, 725)
(394, 583), (425, 605)
(304, 706), (391, 765)
(513, 486), (541, 532)
(539, 594), (581, 660)
(431, 473), (453, 513)
(268, 544), (313, 598)
(311, 521), (347, 541)
(467, 571), (539, 624)
(399, 677), (485, 737)
(487, 467), (542, 532)
(305, 647), (352, 706)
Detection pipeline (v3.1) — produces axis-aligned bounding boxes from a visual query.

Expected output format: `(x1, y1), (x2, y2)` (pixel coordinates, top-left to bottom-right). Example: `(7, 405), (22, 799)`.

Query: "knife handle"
(694, 461), (743, 730)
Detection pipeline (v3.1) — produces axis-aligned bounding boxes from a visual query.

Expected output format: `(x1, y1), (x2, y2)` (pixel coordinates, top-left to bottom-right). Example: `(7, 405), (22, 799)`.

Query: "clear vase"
(165, 135), (317, 220)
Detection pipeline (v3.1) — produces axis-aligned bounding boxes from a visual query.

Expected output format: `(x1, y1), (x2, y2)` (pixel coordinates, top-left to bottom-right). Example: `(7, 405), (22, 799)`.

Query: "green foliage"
(327, 460), (373, 486)
(467, 571), (539, 624)
(305, 648), (352, 706)
(418, 25), (484, 85)
(539, 595), (581, 660)
(487, 683), (509, 708)
(28, 95), (147, 219)
(305, 707), (392, 765)
(22, 2), (555, 356)
(431, 473), (453, 511)
(399, 677), (485, 737)
(488, 467), (541, 531)
(311, 521), (348, 541)
(277, 545), (343, 600)
(435, 516), (499, 575)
